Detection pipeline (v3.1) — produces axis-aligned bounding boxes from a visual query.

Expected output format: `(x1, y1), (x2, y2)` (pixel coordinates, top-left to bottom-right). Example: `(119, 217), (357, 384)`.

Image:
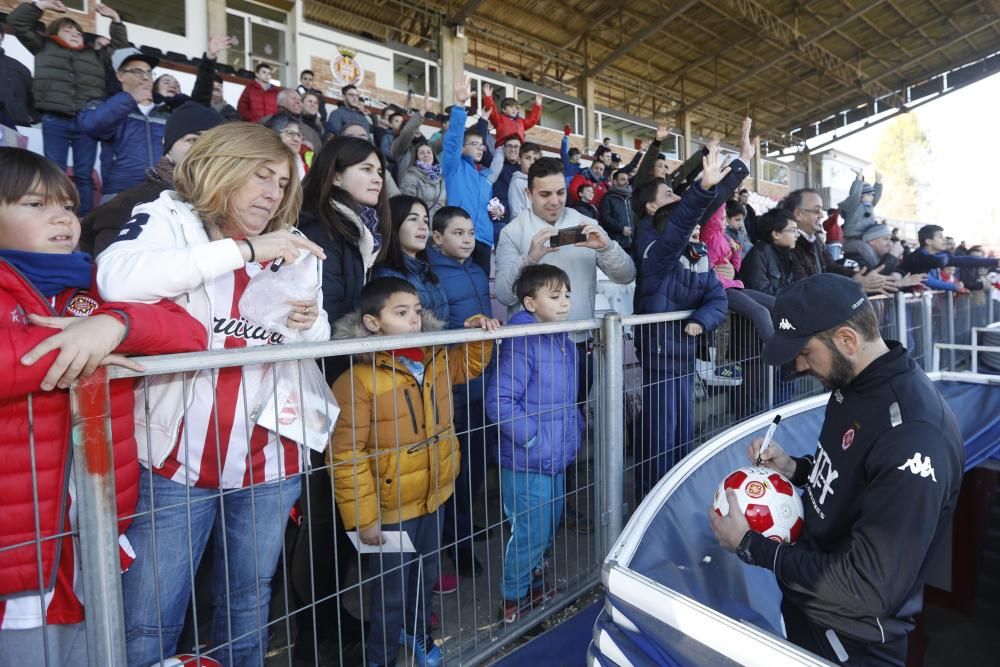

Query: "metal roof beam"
(770, 16), (1000, 129)
(576, 0), (701, 79)
(677, 0), (893, 114)
(448, 0), (487, 26)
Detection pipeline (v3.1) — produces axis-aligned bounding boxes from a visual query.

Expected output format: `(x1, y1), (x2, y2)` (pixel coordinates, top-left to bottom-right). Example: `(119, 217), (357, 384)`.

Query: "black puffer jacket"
(739, 241), (795, 296)
(0, 48), (35, 126)
(297, 209), (367, 383)
(599, 189), (634, 250)
(8, 2), (129, 116)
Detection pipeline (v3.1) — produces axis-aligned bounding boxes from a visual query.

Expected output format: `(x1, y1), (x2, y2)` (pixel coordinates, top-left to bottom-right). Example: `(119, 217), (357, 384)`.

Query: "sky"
(808, 71), (1000, 246)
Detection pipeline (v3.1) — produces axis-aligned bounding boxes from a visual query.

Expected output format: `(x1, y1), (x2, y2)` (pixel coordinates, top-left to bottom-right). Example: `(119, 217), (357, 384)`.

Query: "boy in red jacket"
(0, 148), (206, 661)
(482, 82), (542, 147)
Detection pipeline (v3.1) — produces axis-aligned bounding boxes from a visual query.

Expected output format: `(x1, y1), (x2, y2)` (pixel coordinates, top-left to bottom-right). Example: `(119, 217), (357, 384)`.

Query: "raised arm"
(7, 2), (47, 53)
(390, 98), (427, 161)
(523, 96), (542, 131)
(633, 123), (670, 190)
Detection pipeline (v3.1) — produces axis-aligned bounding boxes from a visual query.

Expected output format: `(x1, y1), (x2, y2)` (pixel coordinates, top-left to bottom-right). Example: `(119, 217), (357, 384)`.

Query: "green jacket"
(7, 2), (128, 116)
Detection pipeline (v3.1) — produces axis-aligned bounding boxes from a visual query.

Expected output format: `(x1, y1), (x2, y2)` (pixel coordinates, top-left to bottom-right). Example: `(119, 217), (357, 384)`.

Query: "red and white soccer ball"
(156, 656), (223, 667)
(713, 466), (805, 544)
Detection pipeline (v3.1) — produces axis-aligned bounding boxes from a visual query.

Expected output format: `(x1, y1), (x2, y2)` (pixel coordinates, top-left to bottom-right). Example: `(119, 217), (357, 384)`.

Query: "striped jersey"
(155, 264), (302, 489)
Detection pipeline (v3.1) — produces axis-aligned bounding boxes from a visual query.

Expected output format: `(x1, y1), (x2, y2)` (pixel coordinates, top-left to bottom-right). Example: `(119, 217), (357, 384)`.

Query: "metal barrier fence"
(8, 289), (995, 667)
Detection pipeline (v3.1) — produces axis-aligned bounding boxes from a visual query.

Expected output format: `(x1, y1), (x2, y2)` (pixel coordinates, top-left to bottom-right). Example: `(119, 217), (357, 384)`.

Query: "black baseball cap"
(763, 273), (870, 365)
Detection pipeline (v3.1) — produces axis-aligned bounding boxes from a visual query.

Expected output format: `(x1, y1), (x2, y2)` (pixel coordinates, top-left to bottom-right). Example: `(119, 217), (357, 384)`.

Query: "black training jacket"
(746, 342), (963, 646)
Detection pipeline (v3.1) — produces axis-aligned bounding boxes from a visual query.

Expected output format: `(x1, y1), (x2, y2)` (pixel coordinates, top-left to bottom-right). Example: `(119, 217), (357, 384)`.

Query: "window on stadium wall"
(61, 0), (84, 11)
(114, 0), (185, 36)
(517, 90), (575, 133)
(226, 0), (288, 81)
(763, 160), (790, 186)
(392, 54), (439, 98)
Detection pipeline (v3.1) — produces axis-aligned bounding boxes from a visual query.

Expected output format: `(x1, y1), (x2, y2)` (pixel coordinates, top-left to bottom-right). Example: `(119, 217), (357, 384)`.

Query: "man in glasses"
(78, 47), (171, 204)
(783, 188), (894, 295)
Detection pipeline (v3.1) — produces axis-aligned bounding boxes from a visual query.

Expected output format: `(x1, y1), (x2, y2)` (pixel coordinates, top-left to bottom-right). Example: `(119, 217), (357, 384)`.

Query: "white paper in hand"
(346, 531), (417, 554)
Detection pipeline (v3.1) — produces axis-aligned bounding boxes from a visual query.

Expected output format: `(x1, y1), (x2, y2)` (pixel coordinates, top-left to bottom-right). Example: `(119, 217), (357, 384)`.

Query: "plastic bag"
(251, 360), (339, 453)
(238, 250), (320, 340)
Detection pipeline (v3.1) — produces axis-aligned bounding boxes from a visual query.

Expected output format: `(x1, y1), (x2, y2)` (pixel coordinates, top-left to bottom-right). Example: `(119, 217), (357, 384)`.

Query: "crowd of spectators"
(1, 3), (997, 666)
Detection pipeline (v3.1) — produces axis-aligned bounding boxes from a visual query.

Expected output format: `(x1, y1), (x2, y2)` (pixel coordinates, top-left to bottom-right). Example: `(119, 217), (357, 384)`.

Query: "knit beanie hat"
(861, 223), (891, 242)
(163, 102), (225, 154)
(861, 183), (875, 196)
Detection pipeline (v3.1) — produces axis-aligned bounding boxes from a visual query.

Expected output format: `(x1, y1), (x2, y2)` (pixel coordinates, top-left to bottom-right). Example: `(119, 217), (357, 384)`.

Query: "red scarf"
(49, 35), (86, 51)
(395, 347), (425, 363)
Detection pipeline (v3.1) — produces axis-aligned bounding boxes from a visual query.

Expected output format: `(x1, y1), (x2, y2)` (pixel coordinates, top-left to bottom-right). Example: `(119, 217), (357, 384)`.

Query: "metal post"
(921, 292), (934, 370)
(895, 291), (907, 343)
(946, 292), (956, 370)
(599, 314), (625, 556)
(70, 369), (128, 667)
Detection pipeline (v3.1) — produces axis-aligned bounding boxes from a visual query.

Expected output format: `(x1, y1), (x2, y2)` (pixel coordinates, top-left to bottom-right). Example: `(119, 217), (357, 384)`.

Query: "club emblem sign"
(330, 46), (364, 87)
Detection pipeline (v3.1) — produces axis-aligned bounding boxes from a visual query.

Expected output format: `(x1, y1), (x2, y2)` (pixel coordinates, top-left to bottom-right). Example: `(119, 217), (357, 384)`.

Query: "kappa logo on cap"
(778, 318), (796, 331)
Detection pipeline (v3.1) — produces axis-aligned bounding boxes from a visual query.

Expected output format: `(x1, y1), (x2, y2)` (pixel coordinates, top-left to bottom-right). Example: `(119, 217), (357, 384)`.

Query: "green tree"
(873, 113), (930, 220)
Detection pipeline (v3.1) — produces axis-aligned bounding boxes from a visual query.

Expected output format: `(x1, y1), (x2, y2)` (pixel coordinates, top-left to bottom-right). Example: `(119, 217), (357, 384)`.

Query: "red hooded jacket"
(0, 260), (207, 608)
(237, 80), (281, 123)
(483, 95), (542, 147)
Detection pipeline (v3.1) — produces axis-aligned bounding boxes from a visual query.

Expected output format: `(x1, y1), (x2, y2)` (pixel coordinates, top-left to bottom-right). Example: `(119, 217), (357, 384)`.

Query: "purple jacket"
(487, 310), (582, 474)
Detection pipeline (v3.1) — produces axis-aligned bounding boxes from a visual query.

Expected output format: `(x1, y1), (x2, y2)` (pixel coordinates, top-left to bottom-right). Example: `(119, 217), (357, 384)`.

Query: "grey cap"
(861, 224), (891, 242)
(111, 47), (158, 72)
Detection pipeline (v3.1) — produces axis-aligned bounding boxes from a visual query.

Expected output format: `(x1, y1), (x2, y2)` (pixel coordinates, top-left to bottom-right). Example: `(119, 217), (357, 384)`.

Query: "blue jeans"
(121, 470), (300, 667)
(41, 114), (97, 216)
(638, 370), (693, 499)
(365, 507), (443, 665)
(499, 468), (565, 601)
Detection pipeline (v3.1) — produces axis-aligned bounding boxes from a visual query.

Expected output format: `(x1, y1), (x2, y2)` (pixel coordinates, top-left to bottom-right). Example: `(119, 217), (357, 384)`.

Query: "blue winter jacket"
(78, 92), (169, 195)
(487, 310), (582, 475)
(560, 135), (581, 186)
(442, 106), (496, 248)
(373, 254), (451, 323)
(428, 245), (494, 402)
(636, 182), (729, 374)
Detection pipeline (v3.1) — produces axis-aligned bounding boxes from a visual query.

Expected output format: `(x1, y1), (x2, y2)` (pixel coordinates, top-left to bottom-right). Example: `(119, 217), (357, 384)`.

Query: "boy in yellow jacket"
(329, 277), (495, 667)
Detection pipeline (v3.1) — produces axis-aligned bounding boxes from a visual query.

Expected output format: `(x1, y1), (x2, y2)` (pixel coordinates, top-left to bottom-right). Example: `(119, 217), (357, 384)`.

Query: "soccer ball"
(713, 466), (805, 544)
(156, 656), (223, 667)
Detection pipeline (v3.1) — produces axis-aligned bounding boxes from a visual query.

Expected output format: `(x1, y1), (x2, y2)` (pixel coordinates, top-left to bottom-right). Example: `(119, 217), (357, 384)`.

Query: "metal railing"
(10, 288), (995, 666)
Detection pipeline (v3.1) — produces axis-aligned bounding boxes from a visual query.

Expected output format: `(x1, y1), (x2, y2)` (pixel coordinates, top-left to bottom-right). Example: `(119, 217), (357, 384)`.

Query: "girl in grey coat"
(399, 142), (448, 219)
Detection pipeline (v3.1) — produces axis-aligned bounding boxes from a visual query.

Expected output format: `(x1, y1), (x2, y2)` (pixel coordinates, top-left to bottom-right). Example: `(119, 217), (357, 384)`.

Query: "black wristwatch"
(736, 531), (756, 566)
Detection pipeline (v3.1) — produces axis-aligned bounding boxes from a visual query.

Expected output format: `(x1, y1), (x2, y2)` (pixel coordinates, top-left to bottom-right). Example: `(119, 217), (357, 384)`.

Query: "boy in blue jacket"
(634, 145), (731, 499)
(428, 206), (496, 580)
(487, 264), (582, 624)
(442, 77), (499, 276)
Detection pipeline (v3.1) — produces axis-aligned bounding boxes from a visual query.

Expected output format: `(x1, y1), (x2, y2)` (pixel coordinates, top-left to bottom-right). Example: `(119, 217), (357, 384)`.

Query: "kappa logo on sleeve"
(897, 453), (937, 482)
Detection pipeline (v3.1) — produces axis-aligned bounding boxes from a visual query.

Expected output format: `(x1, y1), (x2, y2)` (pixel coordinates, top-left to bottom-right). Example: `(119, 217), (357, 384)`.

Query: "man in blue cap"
(710, 273), (963, 666)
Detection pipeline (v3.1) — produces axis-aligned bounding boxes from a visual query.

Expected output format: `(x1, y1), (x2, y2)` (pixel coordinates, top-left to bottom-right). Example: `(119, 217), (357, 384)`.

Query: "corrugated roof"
(305, 0), (1000, 146)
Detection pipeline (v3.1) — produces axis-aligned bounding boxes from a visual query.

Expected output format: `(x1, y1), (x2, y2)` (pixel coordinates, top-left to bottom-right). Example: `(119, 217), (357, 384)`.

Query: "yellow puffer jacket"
(328, 311), (493, 530)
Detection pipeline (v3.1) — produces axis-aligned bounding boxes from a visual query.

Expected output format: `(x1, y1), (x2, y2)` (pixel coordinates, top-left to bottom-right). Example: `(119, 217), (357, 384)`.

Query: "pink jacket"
(701, 203), (744, 289)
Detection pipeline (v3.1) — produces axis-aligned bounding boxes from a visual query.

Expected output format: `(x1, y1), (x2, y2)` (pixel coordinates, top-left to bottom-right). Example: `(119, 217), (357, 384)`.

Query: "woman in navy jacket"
(634, 146), (730, 498)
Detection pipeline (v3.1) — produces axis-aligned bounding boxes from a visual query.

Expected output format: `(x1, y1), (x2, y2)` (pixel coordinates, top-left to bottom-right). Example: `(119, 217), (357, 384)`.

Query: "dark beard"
(815, 340), (856, 390)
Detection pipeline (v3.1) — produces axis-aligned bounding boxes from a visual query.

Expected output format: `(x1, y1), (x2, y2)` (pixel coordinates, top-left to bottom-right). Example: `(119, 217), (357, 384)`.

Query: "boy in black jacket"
(710, 274), (964, 667)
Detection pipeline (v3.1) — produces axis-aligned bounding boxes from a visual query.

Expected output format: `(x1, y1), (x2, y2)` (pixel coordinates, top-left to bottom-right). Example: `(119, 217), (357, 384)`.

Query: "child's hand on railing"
(465, 315), (501, 332)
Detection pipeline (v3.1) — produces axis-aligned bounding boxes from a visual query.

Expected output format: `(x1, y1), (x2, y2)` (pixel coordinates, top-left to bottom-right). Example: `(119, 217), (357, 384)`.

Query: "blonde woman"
(96, 122), (328, 666)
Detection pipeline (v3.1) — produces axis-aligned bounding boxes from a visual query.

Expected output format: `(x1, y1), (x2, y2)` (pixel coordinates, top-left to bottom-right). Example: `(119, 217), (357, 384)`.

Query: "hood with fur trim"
(332, 308), (446, 360)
